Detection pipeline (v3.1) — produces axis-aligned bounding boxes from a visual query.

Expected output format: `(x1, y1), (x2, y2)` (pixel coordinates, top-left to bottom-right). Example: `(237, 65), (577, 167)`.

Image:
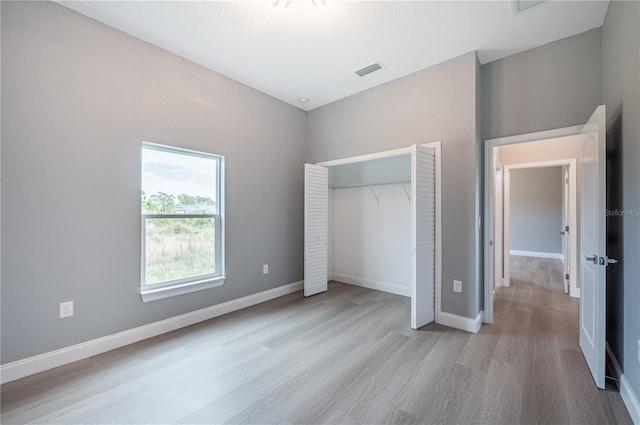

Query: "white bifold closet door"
(304, 164), (328, 297)
(411, 145), (436, 329)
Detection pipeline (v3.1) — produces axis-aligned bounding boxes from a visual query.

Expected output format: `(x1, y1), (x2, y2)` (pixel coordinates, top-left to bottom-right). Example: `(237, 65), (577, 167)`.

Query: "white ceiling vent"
(513, 0), (545, 14)
(355, 62), (383, 77)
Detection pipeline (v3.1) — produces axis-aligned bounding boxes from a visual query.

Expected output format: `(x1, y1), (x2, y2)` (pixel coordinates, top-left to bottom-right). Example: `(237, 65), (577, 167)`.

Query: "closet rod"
(329, 181), (410, 190)
(329, 182), (412, 204)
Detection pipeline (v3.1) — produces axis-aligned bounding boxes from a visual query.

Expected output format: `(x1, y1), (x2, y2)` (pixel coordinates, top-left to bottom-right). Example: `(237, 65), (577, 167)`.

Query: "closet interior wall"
(328, 155), (413, 296)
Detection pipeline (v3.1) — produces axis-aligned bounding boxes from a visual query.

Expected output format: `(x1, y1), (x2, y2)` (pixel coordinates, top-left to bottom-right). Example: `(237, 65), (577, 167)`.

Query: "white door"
(579, 105), (607, 389)
(411, 145), (436, 329)
(494, 160), (503, 288)
(562, 166), (570, 294)
(304, 164), (328, 297)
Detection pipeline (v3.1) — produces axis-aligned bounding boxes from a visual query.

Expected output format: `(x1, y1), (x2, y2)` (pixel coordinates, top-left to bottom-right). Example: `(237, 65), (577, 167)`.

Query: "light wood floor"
(1, 256), (633, 424)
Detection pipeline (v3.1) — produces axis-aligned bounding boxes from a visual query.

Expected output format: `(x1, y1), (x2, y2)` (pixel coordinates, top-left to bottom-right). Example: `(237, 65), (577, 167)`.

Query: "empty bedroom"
(1, 1), (639, 424)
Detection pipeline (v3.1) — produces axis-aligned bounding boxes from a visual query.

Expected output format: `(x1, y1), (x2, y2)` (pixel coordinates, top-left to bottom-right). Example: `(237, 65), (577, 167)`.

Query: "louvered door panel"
(411, 145), (436, 329)
(304, 164), (328, 297)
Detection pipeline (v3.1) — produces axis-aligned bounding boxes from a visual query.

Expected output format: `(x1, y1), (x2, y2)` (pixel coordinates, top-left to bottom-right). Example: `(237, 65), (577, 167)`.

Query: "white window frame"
(140, 142), (225, 302)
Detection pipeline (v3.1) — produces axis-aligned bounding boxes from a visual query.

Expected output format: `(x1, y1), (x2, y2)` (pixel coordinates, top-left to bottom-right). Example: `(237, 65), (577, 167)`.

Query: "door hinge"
(565, 273), (570, 280)
(565, 225), (569, 232)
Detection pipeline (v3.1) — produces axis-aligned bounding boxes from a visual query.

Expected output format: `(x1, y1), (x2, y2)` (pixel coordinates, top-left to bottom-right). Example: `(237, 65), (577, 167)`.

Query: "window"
(140, 142), (224, 302)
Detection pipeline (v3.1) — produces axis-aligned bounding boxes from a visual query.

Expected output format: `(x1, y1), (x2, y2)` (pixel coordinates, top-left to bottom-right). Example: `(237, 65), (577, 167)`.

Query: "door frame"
(501, 159), (578, 298)
(317, 142), (442, 324)
(563, 166), (571, 294)
(483, 125), (583, 324)
(494, 158), (503, 288)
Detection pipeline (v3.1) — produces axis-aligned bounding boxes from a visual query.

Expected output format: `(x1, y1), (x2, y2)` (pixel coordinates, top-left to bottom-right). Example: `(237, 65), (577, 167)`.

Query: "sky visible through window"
(141, 145), (220, 285)
(142, 147), (217, 209)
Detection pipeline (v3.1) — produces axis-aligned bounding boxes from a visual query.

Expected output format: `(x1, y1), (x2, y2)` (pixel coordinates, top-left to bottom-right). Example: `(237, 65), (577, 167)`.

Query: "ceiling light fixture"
(272, 0), (326, 9)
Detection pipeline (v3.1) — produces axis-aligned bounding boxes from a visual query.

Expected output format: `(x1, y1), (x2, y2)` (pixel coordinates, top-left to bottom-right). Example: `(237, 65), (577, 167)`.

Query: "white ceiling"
(57, 1), (610, 111)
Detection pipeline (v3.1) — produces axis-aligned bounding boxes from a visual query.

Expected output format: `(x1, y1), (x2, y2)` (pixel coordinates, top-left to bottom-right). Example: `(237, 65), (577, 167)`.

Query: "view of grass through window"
(144, 217), (215, 284)
(141, 145), (219, 286)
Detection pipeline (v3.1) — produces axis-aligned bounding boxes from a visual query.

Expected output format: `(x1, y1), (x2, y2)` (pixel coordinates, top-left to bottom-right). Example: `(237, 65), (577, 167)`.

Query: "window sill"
(140, 276), (226, 303)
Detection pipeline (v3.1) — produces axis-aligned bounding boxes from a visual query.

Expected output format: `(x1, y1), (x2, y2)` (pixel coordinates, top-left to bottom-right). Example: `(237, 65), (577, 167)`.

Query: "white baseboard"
(606, 343), (640, 425)
(0, 281), (303, 385)
(621, 375), (640, 425)
(510, 250), (564, 260)
(570, 287), (581, 298)
(437, 311), (482, 333)
(332, 272), (410, 297)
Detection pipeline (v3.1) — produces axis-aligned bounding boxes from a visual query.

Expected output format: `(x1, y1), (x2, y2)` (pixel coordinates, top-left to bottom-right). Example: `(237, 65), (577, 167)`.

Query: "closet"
(304, 143), (441, 329)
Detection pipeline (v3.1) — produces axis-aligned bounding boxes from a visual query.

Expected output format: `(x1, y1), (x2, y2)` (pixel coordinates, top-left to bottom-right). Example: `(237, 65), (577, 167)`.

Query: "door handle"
(584, 255), (598, 264)
(584, 255), (620, 266)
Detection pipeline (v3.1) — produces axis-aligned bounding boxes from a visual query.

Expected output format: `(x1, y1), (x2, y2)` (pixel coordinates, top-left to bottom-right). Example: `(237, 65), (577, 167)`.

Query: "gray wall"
(1, 1), (306, 363)
(482, 28), (603, 140)
(509, 167), (563, 254)
(307, 52), (481, 319)
(602, 0), (640, 400)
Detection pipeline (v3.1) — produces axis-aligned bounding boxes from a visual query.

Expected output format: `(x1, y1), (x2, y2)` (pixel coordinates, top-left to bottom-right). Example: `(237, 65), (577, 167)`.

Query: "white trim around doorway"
(501, 159), (578, 298)
(483, 125), (583, 324)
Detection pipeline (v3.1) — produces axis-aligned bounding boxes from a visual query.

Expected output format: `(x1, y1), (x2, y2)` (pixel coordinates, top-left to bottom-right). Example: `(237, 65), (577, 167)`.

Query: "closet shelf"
(329, 181), (412, 203)
(328, 180), (410, 190)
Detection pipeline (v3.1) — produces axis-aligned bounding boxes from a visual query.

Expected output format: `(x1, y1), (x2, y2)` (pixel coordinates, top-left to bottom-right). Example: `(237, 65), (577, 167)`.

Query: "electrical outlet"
(453, 280), (462, 293)
(263, 264), (269, 275)
(59, 301), (73, 318)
